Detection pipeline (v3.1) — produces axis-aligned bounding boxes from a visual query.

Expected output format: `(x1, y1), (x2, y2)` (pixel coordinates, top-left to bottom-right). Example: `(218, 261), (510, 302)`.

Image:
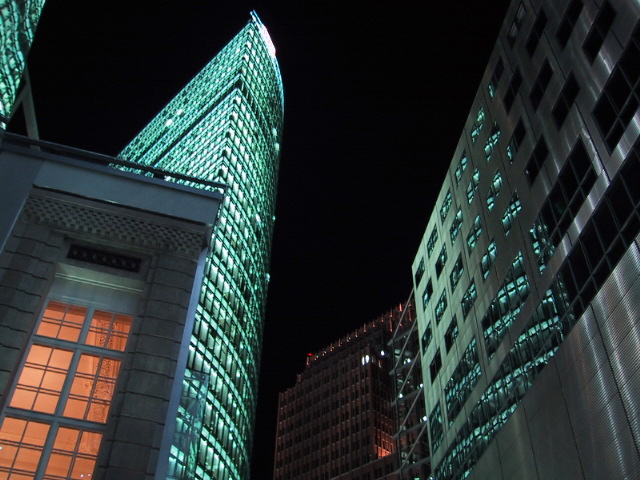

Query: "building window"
(503, 68), (523, 113)
(557, 0), (584, 48)
(488, 58), (505, 99)
(466, 168), (480, 204)
(440, 190), (453, 222)
(467, 215), (483, 253)
(484, 122), (501, 162)
(583, 1), (616, 63)
(0, 299), (133, 479)
(487, 170), (503, 211)
(526, 9), (548, 56)
(444, 338), (481, 425)
(470, 107), (485, 144)
(436, 245), (448, 278)
(461, 280), (478, 319)
(531, 140), (596, 272)
(444, 316), (459, 353)
(481, 240), (497, 280)
(421, 323), (433, 355)
(429, 402), (444, 452)
(552, 73), (580, 128)
(529, 59), (553, 111)
(430, 349), (442, 382)
(422, 279), (434, 308)
(414, 258), (425, 286)
(435, 292), (448, 325)
(427, 227), (439, 258)
(525, 135), (549, 184)
(450, 209), (463, 243)
(506, 119), (527, 163)
(592, 23), (640, 152)
(455, 152), (469, 185)
(502, 193), (523, 235)
(507, 3), (527, 46)
(450, 255), (464, 292)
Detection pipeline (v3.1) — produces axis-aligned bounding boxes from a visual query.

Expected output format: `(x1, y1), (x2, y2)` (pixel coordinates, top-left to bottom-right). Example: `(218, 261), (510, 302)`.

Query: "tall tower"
(119, 12), (283, 480)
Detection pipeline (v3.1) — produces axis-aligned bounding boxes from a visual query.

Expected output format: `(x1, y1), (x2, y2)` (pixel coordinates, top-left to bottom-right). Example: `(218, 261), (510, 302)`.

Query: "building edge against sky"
(118, 12), (284, 480)
(412, 0), (640, 478)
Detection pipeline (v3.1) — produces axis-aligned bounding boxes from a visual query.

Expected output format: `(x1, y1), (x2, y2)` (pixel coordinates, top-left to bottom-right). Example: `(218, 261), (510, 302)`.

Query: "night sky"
(21, 1), (511, 476)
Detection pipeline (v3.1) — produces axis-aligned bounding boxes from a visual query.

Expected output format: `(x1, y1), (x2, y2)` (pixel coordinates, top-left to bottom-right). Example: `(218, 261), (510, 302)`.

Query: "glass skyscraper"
(119, 12), (283, 480)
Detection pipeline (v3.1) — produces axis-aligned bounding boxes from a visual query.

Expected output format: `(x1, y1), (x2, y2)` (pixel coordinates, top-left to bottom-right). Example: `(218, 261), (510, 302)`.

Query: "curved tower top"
(119, 12), (283, 480)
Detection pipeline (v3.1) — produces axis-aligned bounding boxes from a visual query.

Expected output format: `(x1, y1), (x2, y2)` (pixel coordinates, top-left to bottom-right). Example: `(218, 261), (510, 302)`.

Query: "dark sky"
(22, 1), (511, 476)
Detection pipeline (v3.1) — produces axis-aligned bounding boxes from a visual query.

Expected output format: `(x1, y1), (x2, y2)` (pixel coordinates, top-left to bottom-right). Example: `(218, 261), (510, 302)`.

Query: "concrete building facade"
(411, 0), (640, 478)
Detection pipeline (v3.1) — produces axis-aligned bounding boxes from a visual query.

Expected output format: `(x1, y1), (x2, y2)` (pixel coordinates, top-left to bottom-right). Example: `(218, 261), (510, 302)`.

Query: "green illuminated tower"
(119, 12), (283, 480)
(0, 0), (46, 127)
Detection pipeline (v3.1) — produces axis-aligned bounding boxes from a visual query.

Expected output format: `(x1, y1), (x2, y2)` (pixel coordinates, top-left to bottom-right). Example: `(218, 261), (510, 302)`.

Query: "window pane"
(37, 301), (87, 342)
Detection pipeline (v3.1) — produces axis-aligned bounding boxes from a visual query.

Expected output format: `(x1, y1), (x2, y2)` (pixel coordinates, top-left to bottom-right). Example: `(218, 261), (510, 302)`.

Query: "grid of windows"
(506, 119), (526, 163)
(487, 170), (503, 211)
(504, 68), (522, 113)
(481, 252), (530, 358)
(450, 209), (463, 243)
(526, 9), (548, 56)
(481, 240), (498, 280)
(455, 153), (469, 185)
(583, 1), (616, 63)
(467, 215), (482, 254)
(444, 338), (481, 426)
(524, 135), (549, 184)
(593, 22), (640, 152)
(470, 107), (485, 144)
(502, 193), (522, 235)
(484, 123), (501, 162)
(557, 0), (584, 48)
(466, 168), (480, 204)
(530, 140), (596, 272)
(552, 73), (580, 128)
(462, 281), (478, 319)
(488, 58), (504, 99)
(529, 59), (553, 111)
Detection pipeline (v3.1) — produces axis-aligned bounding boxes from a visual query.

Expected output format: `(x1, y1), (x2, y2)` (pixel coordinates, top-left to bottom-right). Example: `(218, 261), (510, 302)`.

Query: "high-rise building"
(411, 0), (640, 478)
(273, 307), (404, 480)
(118, 12), (284, 480)
(0, 0), (46, 133)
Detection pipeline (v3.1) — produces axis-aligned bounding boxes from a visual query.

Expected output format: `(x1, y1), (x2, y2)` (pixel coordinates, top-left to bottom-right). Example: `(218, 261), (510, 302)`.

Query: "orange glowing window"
(37, 301), (88, 342)
(0, 417), (50, 476)
(63, 355), (121, 423)
(43, 427), (101, 479)
(86, 310), (132, 351)
(9, 345), (73, 414)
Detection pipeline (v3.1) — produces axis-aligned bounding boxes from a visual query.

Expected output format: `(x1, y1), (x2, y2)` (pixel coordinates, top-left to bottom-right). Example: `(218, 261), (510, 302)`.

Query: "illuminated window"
(502, 193), (523, 235)
(427, 228), (439, 258)
(484, 122), (501, 162)
(455, 152), (469, 185)
(461, 281), (478, 319)
(429, 402), (444, 452)
(467, 215), (482, 253)
(450, 209), (463, 243)
(414, 259), (425, 286)
(444, 316), (459, 353)
(466, 168), (480, 204)
(481, 240), (498, 280)
(436, 245), (448, 278)
(422, 279), (434, 308)
(450, 255), (464, 292)
(487, 170), (503, 211)
(435, 292), (448, 325)
(488, 58), (504, 99)
(0, 299), (133, 479)
(440, 191), (453, 222)
(470, 107), (485, 144)
(506, 119), (526, 163)
(421, 324), (433, 354)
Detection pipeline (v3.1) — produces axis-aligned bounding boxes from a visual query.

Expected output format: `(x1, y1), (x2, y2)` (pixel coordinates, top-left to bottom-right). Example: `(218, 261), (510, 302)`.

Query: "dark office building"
(411, 0), (640, 479)
(273, 307), (406, 480)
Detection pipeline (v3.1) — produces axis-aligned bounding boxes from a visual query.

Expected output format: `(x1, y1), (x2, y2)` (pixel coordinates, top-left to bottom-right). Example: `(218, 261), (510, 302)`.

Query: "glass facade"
(118, 13), (283, 480)
(0, 0), (46, 124)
